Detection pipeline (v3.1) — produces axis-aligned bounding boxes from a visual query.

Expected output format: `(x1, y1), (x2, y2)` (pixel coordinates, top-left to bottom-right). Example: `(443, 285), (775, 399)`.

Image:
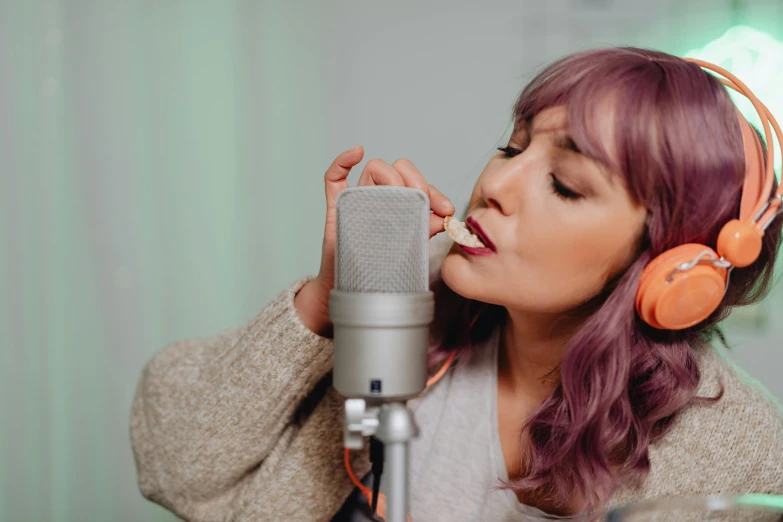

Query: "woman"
(130, 47), (783, 521)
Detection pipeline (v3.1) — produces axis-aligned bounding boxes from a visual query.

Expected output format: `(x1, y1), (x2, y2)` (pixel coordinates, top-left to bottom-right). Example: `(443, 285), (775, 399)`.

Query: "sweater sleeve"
(129, 277), (335, 520)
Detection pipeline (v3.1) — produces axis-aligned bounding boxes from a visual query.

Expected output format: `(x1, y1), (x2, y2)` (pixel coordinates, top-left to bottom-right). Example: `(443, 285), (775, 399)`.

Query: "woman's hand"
(294, 146), (455, 336)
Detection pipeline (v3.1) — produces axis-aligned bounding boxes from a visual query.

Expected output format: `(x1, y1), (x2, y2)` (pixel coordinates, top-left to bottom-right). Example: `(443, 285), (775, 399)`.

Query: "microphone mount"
(344, 398), (419, 522)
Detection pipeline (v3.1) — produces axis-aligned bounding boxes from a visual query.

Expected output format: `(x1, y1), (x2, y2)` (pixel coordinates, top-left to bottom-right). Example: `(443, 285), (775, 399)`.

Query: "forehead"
(513, 105), (568, 136)
(529, 106), (568, 133)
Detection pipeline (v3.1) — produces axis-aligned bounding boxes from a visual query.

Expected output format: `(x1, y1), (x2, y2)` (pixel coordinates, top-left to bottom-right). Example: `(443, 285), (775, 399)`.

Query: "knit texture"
(130, 242), (783, 521)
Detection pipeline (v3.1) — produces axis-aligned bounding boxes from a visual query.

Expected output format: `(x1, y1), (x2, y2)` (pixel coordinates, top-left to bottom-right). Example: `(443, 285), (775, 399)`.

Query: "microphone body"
(330, 186), (434, 402)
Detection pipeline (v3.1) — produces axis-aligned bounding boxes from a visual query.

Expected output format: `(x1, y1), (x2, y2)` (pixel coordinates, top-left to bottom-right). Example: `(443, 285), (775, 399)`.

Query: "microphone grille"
(335, 187), (429, 293)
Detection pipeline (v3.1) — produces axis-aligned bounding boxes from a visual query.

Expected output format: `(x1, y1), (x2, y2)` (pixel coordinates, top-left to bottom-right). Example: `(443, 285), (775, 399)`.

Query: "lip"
(458, 244), (495, 256)
(465, 216), (496, 252)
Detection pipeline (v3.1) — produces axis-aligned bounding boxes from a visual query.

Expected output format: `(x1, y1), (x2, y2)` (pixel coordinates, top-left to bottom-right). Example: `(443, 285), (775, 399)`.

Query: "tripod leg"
(375, 402), (418, 522)
(384, 438), (409, 522)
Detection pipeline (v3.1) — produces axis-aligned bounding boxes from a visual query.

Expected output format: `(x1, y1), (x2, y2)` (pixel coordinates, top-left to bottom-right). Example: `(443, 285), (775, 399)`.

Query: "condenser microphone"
(329, 186), (434, 402)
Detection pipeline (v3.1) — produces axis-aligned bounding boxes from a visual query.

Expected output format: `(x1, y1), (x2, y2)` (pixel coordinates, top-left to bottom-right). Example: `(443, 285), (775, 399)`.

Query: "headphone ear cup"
(636, 244), (729, 330)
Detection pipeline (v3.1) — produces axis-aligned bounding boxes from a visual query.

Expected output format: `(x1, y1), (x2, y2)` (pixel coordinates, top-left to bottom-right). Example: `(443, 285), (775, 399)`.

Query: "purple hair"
(429, 47), (782, 512)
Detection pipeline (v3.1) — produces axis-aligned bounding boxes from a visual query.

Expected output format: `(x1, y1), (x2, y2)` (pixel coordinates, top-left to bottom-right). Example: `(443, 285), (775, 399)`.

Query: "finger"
(427, 183), (455, 217)
(357, 158), (405, 187)
(429, 213), (446, 238)
(391, 158), (430, 195)
(325, 146), (364, 183)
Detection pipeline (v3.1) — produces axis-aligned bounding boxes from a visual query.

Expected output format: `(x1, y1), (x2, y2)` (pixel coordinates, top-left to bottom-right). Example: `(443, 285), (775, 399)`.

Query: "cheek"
(506, 213), (641, 309)
(540, 216), (641, 292)
(551, 218), (625, 261)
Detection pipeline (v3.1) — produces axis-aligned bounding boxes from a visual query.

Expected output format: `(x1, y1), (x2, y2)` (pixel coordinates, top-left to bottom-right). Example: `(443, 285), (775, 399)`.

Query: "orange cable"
(345, 447), (371, 496)
(426, 351), (457, 388)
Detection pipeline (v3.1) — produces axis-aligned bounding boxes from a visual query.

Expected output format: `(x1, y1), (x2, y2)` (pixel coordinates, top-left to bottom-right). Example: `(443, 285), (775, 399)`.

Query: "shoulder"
(691, 344), (783, 451)
(641, 344), (783, 498)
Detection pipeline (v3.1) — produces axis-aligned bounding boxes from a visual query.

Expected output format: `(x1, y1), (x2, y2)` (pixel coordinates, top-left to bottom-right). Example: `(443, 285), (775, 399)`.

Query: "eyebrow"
(525, 117), (615, 185)
(553, 134), (581, 154)
(524, 118), (582, 154)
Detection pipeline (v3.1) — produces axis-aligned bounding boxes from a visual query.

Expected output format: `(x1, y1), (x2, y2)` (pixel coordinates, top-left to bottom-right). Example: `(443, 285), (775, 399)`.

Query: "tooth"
(444, 216), (486, 248)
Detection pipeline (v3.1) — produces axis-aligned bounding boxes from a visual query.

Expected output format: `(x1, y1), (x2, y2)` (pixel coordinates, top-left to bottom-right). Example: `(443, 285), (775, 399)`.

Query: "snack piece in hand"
(443, 215), (486, 248)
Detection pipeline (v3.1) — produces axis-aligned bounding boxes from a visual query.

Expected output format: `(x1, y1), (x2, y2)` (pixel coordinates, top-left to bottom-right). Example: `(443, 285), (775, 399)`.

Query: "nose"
(480, 157), (526, 216)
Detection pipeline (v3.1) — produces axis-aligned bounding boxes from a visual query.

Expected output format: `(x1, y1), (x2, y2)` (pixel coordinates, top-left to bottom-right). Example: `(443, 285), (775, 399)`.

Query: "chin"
(440, 249), (496, 304)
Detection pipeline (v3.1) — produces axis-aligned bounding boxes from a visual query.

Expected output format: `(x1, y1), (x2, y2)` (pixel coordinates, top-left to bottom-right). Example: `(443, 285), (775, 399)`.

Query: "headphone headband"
(683, 58), (783, 228)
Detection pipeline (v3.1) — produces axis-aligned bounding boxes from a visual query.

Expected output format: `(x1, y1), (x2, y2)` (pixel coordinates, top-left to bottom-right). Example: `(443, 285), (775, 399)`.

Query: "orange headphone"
(635, 58), (783, 330)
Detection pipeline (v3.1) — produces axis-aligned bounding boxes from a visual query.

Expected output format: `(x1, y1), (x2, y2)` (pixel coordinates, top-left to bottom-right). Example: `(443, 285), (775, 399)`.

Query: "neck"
(497, 307), (586, 401)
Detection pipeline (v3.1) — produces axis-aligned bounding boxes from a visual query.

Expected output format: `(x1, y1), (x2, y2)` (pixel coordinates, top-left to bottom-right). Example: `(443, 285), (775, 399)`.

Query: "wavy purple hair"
(428, 47), (782, 512)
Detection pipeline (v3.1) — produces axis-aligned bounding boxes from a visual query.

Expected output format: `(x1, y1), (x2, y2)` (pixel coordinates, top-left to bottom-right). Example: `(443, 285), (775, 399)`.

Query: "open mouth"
(465, 216), (496, 252)
(444, 215), (485, 248)
(443, 215), (496, 255)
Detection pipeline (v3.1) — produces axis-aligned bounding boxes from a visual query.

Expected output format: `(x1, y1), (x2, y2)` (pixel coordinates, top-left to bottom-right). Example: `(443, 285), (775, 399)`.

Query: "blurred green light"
(736, 494), (783, 510)
(685, 25), (782, 176)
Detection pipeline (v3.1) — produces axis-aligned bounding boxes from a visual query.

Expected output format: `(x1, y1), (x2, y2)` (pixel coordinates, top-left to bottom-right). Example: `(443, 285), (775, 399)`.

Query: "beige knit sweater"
(130, 258), (783, 522)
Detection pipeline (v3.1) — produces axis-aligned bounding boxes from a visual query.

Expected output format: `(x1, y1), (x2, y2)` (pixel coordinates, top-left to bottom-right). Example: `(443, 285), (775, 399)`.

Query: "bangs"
(511, 47), (737, 207)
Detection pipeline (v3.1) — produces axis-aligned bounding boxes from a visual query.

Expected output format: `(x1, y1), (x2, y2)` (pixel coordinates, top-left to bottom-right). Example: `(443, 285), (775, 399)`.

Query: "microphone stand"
(330, 287), (434, 522)
(345, 399), (418, 522)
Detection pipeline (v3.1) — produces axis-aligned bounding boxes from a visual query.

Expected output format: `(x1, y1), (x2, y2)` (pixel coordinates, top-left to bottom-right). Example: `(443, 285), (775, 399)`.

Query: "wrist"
(294, 279), (333, 337)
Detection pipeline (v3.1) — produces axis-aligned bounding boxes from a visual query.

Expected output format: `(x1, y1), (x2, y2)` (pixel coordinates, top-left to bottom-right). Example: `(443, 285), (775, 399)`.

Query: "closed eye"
(550, 173), (582, 200)
(497, 146), (524, 158)
(498, 145), (584, 200)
